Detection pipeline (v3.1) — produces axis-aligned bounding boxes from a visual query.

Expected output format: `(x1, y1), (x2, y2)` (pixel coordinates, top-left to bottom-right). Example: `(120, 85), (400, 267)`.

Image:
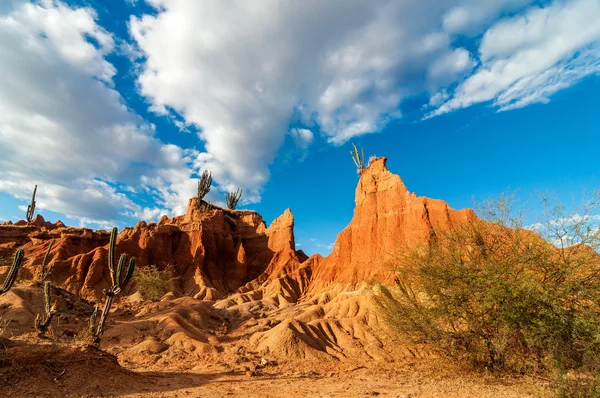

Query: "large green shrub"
(380, 191), (600, 395)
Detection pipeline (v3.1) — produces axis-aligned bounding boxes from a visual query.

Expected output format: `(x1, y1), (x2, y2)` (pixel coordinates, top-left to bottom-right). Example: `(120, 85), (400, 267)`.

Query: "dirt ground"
(0, 284), (555, 398)
(0, 336), (552, 398)
(123, 361), (551, 398)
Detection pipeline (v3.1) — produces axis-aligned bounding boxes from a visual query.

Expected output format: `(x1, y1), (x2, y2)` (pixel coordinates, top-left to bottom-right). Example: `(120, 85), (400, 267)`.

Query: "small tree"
(226, 189), (242, 210)
(1, 248), (24, 296)
(350, 143), (365, 173)
(89, 227), (136, 347)
(26, 185), (37, 223)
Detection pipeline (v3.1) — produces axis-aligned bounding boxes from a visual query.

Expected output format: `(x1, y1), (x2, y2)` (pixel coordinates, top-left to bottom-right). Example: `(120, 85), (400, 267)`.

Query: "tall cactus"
(350, 143), (365, 173)
(39, 240), (54, 281)
(26, 185), (37, 223)
(89, 227), (136, 346)
(34, 281), (56, 337)
(226, 188), (243, 210)
(197, 170), (212, 201)
(1, 248), (24, 295)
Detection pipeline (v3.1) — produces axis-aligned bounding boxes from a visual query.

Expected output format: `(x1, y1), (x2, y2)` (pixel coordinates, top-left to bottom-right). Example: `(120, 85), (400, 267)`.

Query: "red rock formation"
(0, 199), (303, 301)
(310, 157), (475, 288)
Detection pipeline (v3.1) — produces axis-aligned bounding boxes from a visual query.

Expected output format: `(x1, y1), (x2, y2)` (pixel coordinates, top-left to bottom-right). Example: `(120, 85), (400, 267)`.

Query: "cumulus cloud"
(427, 48), (475, 84)
(0, 0), (199, 225)
(430, 0), (600, 116)
(442, 0), (532, 35)
(131, 0), (596, 200)
(129, 0), (505, 200)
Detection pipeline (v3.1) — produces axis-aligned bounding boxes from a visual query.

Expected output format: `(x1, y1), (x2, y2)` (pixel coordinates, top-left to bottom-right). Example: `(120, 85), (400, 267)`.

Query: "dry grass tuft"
(134, 265), (174, 301)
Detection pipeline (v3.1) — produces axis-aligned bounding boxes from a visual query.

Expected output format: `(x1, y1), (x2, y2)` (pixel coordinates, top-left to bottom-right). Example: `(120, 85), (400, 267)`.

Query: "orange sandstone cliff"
(310, 157), (475, 289)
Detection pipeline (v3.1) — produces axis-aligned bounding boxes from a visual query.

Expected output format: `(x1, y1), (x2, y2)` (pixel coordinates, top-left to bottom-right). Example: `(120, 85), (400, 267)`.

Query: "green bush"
(380, 191), (600, 396)
(134, 265), (173, 301)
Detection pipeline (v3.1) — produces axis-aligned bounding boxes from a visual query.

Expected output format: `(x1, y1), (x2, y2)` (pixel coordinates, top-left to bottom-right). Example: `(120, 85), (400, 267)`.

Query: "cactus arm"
(26, 185), (37, 223)
(44, 281), (51, 314)
(122, 258), (136, 288)
(108, 227), (118, 285)
(1, 248), (24, 295)
(362, 147), (364, 167)
(115, 253), (127, 290)
(350, 143), (365, 171)
(351, 143), (358, 168)
(34, 281), (56, 337)
(40, 240), (54, 281)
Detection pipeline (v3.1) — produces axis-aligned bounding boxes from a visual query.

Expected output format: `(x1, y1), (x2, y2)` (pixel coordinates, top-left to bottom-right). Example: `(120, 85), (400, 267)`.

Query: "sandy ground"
(121, 361), (552, 398)
(1, 337), (552, 398)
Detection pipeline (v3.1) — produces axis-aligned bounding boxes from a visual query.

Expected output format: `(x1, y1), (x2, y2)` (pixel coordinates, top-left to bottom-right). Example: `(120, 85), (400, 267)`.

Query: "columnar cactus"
(350, 143), (365, 173)
(39, 240), (54, 281)
(1, 248), (24, 295)
(34, 281), (56, 337)
(226, 188), (243, 210)
(197, 170), (212, 201)
(89, 227), (136, 346)
(26, 185), (37, 223)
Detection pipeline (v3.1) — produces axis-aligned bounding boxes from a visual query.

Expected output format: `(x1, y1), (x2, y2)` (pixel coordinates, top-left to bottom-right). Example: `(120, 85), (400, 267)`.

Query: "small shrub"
(134, 265), (173, 301)
(73, 327), (93, 346)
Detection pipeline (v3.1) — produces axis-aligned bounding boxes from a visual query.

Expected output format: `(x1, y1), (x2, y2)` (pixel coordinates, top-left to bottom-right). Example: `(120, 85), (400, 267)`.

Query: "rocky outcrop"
(309, 157), (475, 288)
(0, 201), (302, 300)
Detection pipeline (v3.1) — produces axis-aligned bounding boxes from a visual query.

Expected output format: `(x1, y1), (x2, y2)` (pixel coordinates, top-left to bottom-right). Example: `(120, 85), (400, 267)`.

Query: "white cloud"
(427, 48), (475, 83)
(430, 0), (600, 117)
(442, 0), (532, 35)
(0, 0), (200, 225)
(132, 0), (599, 199)
(290, 128), (314, 149)
(129, 0), (513, 198)
(427, 90), (450, 108)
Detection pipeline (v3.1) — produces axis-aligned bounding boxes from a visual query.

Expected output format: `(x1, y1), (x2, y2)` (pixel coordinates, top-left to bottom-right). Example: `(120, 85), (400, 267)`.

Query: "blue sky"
(1, 0), (599, 256)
